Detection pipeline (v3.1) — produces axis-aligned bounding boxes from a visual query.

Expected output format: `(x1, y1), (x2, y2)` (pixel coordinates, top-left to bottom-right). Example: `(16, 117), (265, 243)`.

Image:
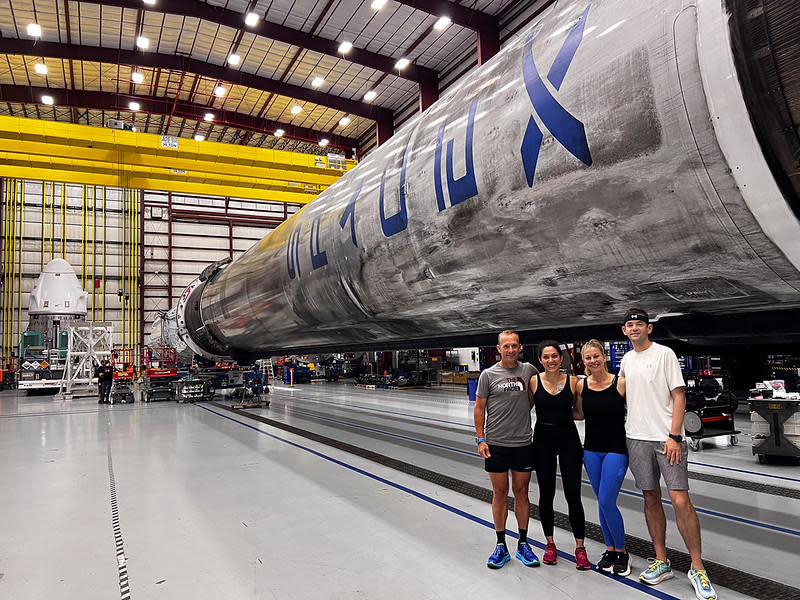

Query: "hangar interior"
(1, 0), (800, 599)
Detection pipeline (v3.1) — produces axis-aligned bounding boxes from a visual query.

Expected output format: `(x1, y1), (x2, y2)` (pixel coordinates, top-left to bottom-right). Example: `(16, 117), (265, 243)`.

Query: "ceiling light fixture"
(131, 71), (144, 84)
(129, 101), (141, 111)
(290, 104), (302, 114)
(338, 41), (353, 54)
(433, 16), (451, 31)
(214, 85), (227, 97)
(41, 95), (54, 105)
(34, 63), (48, 75)
(27, 23), (41, 37)
(363, 90), (377, 102)
(143, 0), (156, 5)
(204, 112), (214, 122)
(311, 76), (324, 88)
(245, 12), (260, 27)
(371, 0), (387, 10)
(227, 53), (241, 66)
(395, 57), (410, 70)
(319, 139), (329, 147)
(274, 129), (285, 137)
(136, 36), (149, 49)
(338, 116), (351, 127)
(194, 134), (205, 142)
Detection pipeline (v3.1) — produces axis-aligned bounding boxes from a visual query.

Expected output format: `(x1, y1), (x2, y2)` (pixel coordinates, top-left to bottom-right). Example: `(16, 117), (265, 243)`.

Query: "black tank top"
(582, 375), (628, 454)
(533, 373), (574, 427)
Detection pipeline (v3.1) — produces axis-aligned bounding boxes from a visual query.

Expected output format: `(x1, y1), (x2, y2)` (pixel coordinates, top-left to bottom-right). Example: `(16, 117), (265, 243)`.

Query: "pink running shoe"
(575, 546), (591, 570)
(543, 542), (558, 565)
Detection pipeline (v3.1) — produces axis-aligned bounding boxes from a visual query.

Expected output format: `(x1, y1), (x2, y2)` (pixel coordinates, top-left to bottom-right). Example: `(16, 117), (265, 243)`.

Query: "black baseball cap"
(622, 308), (650, 325)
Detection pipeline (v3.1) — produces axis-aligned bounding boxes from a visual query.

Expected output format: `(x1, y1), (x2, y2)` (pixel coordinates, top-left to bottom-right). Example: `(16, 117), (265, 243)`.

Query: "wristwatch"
(476, 437), (486, 445)
(668, 433), (683, 443)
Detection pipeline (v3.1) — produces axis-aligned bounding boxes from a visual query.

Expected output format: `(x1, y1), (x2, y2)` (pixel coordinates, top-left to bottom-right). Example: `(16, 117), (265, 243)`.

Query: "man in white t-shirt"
(620, 308), (717, 600)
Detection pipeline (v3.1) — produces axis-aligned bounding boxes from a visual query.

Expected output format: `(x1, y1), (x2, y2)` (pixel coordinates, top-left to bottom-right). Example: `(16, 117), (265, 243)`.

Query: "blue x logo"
(521, 4), (593, 187)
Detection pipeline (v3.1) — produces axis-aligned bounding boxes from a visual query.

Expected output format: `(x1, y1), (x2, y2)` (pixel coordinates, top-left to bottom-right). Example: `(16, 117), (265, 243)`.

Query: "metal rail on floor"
(206, 401), (798, 600)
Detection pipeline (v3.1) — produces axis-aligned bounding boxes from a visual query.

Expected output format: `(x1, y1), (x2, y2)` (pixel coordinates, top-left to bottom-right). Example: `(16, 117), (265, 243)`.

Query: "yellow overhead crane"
(0, 115), (356, 203)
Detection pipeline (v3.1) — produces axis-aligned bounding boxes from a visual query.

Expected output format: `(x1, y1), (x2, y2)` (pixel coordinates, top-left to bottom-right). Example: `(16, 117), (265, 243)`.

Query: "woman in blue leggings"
(574, 339), (631, 576)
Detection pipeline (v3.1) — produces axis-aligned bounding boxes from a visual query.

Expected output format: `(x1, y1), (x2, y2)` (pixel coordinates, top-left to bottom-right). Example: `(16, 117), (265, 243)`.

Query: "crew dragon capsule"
(167, 0), (800, 360)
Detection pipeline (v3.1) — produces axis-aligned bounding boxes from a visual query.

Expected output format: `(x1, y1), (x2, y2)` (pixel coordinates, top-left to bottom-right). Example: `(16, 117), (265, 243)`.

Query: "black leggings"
(533, 423), (585, 539)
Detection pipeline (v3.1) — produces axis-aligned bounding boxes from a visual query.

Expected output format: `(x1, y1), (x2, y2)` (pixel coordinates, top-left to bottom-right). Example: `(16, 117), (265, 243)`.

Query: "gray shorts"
(626, 438), (690, 491)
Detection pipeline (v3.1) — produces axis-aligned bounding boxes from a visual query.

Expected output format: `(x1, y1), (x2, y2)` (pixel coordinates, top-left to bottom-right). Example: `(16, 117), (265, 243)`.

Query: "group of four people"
(473, 307), (717, 600)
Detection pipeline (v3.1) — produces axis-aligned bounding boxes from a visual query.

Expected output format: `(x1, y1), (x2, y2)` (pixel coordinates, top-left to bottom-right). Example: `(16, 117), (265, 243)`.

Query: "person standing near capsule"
(474, 330), (540, 569)
(620, 308), (718, 600)
(528, 340), (591, 570)
(573, 339), (631, 576)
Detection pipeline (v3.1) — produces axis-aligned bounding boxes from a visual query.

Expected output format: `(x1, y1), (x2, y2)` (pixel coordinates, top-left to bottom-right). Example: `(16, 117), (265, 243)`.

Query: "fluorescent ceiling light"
(338, 116), (351, 127)
(245, 12), (259, 26)
(214, 85), (227, 97)
(136, 36), (149, 49)
(227, 53), (241, 66)
(311, 76), (324, 88)
(434, 16), (451, 31)
(338, 41), (353, 54)
(143, 0), (156, 5)
(41, 95), (54, 105)
(204, 112), (214, 122)
(131, 71), (144, 84)
(395, 57), (410, 70)
(194, 134), (205, 141)
(274, 129), (284, 137)
(129, 101), (141, 111)
(27, 23), (41, 37)
(34, 63), (48, 75)
(363, 90), (377, 102)
(371, 0), (387, 9)
(290, 104), (302, 114)
(318, 139), (329, 147)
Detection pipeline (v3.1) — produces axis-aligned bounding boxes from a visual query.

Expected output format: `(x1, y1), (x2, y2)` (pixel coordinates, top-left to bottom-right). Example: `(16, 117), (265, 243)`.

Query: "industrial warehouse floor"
(0, 383), (797, 600)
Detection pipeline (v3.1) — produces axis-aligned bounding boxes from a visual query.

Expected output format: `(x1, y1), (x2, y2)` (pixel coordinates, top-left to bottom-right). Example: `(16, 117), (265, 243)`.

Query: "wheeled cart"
(683, 373), (740, 451)
(142, 346), (178, 402)
(176, 376), (213, 403)
(109, 348), (135, 404)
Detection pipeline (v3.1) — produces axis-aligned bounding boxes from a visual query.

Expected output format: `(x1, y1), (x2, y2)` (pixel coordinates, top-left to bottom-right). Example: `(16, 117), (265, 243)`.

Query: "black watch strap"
(668, 433), (683, 443)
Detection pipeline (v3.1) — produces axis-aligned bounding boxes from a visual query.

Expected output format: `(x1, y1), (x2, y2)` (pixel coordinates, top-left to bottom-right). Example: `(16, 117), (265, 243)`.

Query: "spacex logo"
(521, 4), (593, 187)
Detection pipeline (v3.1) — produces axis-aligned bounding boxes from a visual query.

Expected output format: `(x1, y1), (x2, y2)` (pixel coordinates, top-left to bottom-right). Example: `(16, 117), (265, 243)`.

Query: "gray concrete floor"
(0, 382), (796, 599)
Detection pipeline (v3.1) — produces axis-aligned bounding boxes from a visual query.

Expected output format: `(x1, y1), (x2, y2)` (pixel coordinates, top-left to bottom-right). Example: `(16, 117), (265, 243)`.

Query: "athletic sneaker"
(487, 544), (511, 569)
(575, 546), (591, 570)
(639, 558), (674, 585)
(688, 568), (718, 600)
(597, 550), (616, 573)
(515, 542), (540, 567)
(542, 542), (558, 565)
(613, 551), (632, 577)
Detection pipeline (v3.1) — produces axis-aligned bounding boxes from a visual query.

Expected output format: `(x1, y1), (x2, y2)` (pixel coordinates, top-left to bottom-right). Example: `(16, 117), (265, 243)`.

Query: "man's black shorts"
(484, 443), (534, 473)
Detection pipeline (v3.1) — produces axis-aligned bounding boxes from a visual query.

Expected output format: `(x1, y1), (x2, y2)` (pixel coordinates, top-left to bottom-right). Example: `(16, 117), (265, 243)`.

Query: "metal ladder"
(262, 358), (275, 385)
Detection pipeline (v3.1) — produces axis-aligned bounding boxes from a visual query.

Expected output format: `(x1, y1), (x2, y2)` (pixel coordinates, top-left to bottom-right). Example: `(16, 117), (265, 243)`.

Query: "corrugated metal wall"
(0, 177), (301, 364)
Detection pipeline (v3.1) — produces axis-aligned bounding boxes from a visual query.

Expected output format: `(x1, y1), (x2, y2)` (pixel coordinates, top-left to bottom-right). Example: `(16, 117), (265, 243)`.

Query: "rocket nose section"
(29, 258), (89, 316)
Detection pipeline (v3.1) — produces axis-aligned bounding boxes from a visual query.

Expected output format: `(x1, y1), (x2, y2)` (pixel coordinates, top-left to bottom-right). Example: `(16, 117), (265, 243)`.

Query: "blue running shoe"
(515, 542), (540, 567)
(639, 558), (674, 585)
(487, 544), (511, 569)
(688, 568), (718, 600)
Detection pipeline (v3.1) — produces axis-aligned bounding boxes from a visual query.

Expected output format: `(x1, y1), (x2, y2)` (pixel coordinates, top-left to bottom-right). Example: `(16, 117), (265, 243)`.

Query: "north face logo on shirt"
(498, 377), (526, 392)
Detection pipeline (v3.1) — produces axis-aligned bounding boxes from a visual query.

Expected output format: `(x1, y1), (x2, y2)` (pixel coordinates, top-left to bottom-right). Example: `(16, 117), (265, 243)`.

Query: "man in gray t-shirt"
(474, 330), (540, 569)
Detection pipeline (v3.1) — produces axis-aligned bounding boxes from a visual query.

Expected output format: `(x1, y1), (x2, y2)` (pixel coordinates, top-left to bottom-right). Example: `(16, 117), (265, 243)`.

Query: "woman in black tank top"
(528, 340), (589, 570)
(574, 339), (631, 576)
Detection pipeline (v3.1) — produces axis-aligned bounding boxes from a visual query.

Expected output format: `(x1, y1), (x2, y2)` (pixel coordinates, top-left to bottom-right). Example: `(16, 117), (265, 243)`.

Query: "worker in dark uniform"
(96, 359), (113, 404)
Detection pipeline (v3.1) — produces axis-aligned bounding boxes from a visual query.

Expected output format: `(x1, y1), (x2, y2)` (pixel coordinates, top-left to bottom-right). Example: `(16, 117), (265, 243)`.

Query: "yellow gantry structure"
(0, 115), (356, 204)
